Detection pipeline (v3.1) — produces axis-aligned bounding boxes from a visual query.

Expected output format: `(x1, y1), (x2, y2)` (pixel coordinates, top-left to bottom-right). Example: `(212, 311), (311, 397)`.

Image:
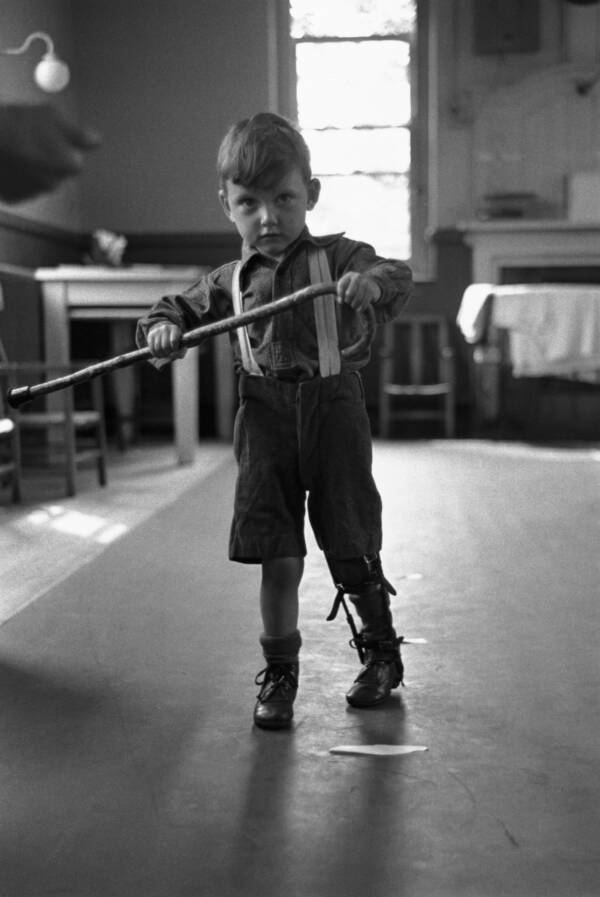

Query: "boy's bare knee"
(261, 556), (304, 590)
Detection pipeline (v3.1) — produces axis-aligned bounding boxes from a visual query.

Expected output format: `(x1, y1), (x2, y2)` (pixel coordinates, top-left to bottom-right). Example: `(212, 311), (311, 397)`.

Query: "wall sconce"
(1, 31), (70, 93)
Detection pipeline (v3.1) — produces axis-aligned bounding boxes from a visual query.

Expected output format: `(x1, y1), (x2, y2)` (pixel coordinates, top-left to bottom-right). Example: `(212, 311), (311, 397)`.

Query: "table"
(35, 265), (213, 465)
(457, 282), (600, 423)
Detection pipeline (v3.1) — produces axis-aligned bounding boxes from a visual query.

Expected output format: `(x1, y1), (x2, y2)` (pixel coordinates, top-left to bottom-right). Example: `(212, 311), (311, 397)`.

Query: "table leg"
(42, 284), (69, 457)
(214, 333), (234, 440)
(109, 321), (137, 449)
(472, 344), (502, 426)
(43, 282), (70, 366)
(172, 346), (199, 465)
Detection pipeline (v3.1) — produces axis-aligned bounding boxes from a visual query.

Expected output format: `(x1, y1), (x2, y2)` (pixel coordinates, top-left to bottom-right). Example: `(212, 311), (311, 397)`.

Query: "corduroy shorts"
(229, 371), (382, 563)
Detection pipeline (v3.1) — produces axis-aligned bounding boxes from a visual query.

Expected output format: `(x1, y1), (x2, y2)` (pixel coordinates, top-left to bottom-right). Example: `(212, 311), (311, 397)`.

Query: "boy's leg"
(326, 554), (403, 707)
(260, 556), (302, 636)
(254, 556), (303, 730)
(299, 373), (402, 707)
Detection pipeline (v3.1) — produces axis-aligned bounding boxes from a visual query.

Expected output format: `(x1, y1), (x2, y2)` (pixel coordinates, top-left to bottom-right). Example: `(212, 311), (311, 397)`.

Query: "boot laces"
(255, 664), (298, 701)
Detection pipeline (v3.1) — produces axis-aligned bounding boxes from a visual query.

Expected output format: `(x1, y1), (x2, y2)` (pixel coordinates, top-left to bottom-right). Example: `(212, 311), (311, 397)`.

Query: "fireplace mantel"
(458, 220), (600, 282)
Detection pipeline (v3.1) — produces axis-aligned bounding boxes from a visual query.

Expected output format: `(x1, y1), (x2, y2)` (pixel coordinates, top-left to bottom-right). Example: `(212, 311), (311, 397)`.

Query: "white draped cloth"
(457, 283), (600, 380)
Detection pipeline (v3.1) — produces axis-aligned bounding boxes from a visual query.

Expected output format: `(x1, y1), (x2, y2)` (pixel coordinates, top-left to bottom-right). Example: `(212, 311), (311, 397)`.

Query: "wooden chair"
(379, 314), (456, 438)
(0, 380), (22, 503)
(0, 355), (108, 498)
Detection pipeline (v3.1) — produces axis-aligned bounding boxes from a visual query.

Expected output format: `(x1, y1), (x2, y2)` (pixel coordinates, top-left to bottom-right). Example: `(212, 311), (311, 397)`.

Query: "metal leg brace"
(325, 553), (399, 665)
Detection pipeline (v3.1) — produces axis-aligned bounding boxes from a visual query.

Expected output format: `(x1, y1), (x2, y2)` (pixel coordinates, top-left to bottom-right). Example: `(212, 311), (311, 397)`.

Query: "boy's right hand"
(147, 322), (186, 359)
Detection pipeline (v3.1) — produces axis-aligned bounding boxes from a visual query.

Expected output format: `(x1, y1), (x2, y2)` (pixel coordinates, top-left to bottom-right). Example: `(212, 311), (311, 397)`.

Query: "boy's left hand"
(336, 272), (381, 312)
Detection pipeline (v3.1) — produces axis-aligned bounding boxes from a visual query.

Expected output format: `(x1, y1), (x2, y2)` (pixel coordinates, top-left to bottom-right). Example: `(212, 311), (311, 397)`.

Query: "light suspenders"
(232, 248), (341, 378)
(308, 247), (341, 377)
(232, 260), (264, 377)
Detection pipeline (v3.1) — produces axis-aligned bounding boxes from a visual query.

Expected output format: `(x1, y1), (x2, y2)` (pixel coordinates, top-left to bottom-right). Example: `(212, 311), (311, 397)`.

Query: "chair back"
(0, 333), (11, 415)
(0, 331), (22, 501)
(381, 315), (452, 388)
(379, 314), (456, 437)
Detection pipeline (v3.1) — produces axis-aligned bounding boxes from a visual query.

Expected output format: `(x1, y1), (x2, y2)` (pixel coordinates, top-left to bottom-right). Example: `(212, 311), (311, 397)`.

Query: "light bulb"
(1, 32), (70, 93)
(34, 53), (70, 92)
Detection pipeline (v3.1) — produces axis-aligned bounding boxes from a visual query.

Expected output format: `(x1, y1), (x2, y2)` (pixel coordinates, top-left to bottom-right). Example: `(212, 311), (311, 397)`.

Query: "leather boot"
(254, 629), (301, 730)
(346, 586), (403, 708)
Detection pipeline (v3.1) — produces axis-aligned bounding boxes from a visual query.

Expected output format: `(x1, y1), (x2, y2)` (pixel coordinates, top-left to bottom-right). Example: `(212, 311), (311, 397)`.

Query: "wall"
(1, 0), (276, 258)
(72, 0), (275, 236)
(3, 2), (598, 250)
(0, 0), (84, 230)
(430, 0), (600, 228)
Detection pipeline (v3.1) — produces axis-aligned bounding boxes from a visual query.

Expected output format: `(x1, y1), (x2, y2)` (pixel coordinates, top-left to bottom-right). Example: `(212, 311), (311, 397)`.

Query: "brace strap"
(325, 553), (398, 664)
(353, 633), (405, 654)
(326, 588), (365, 663)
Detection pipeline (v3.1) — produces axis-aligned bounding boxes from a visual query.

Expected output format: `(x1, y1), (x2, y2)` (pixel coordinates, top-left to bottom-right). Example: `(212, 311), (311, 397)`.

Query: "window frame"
(270, 0), (431, 277)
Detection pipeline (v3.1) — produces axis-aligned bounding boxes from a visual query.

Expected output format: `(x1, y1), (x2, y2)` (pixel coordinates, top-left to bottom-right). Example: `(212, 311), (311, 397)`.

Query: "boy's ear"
(307, 177), (321, 210)
(218, 188), (233, 221)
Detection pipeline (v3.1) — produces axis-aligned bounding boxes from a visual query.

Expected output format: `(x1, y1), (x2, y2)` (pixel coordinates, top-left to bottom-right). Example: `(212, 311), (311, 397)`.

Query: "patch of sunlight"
(19, 505), (129, 543)
(50, 510), (107, 538)
(443, 442), (600, 463)
(95, 523), (129, 544)
(330, 744), (428, 757)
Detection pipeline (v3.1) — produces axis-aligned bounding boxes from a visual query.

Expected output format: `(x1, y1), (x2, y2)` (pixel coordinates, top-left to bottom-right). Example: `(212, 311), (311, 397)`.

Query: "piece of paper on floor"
(330, 744), (428, 757)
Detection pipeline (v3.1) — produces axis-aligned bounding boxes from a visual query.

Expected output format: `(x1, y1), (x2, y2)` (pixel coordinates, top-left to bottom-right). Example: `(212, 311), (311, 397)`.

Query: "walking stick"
(6, 282), (375, 409)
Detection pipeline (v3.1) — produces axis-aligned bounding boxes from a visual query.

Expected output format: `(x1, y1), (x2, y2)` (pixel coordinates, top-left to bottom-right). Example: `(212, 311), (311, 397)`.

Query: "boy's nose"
(259, 202), (277, 225)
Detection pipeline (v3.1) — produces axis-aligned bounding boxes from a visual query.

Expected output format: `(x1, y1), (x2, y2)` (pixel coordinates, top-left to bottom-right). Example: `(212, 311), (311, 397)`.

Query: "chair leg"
(97, 420), (108, 487)
(11, 428), (22, 502)
(379, 392), (390, 438)
(445, 392), (456, 438)
(63, 418), (77, 497)
(11, 469), (22, 502)
(92, 379), (108, 487)
(59, 386), (78, 497)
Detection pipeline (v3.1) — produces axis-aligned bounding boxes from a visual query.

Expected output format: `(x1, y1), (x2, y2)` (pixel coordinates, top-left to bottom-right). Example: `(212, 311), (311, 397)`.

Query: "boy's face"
(219, 167), (320, 258)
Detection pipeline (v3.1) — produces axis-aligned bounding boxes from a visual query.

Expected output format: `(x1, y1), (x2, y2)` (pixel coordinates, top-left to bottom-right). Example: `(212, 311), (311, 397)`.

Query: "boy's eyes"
(236, 192), (296, 209)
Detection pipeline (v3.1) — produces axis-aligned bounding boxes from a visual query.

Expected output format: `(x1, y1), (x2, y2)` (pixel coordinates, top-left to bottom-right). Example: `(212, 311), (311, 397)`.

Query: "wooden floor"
(1, 438), (599, 897)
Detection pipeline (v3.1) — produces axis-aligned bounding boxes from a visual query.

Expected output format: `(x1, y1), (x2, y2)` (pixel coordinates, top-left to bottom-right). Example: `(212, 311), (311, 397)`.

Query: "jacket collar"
(240, 227), (344, 265)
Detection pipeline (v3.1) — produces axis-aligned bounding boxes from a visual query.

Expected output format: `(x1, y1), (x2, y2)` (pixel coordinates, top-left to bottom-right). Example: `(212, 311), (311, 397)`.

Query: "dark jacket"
(136, 228), (413, 379)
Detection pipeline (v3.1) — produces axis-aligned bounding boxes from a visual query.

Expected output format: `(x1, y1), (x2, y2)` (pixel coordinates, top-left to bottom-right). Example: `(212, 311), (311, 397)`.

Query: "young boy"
(136, 113), (413, 730)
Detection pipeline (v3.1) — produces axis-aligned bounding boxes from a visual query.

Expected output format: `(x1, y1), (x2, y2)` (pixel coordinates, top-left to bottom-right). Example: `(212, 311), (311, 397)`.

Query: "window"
(289, 0), (416, 261)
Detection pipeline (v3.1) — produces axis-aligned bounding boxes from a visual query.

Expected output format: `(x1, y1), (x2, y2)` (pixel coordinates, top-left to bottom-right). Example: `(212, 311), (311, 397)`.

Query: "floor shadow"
(323, 694), (410, 897)
(216, 692), (411, 897)
(0, 658), (105, 746)
(222, 726), (300, 896)
(0, 656), (207, 897)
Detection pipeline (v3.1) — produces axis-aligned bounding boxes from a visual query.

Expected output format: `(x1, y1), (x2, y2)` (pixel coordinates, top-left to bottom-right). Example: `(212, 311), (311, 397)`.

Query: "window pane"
(297, 41), (410, 129)
(307, 174), (411, 260)
(291, 0), (415, 38)
(306, 127), (410, 175)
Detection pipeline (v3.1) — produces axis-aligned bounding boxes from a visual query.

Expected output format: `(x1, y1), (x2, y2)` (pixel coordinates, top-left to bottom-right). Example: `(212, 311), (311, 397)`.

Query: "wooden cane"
(6, 281), (375, 409)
